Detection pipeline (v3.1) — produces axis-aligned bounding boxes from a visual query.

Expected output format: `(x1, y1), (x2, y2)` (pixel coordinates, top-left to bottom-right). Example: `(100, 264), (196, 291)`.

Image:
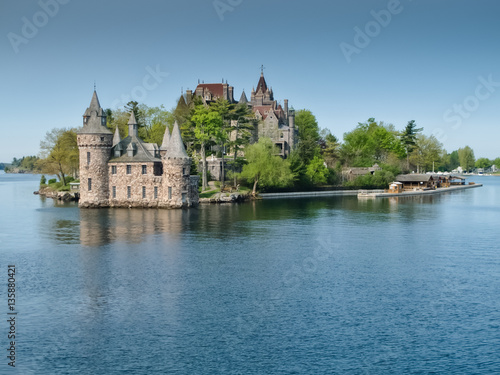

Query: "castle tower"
(161, 121), (193, 208)
(77, 90), (113, 207)
(289, 107), (296, 149)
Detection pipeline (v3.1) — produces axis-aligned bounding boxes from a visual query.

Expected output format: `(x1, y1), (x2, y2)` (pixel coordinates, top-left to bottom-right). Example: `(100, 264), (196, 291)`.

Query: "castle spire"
(80, 90), (111, 134)
(112, 126), (121, 147)
(239, 90), (248, 104)
(166, 121), (188, 158)
(160, 124), (171, 151)
(128, 111), (138, 137)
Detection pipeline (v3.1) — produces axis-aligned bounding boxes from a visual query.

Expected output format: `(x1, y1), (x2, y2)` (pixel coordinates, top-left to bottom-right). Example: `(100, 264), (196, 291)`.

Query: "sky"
(1, 0), (499, 162)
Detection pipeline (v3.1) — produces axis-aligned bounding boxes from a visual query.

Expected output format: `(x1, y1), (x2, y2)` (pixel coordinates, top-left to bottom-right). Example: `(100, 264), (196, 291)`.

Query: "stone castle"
(77, 91), (199, 208)
(188, 70), (297, 158)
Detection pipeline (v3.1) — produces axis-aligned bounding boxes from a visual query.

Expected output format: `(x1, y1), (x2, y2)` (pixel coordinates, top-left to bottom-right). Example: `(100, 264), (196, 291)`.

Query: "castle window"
(142, 186), (146, 199)
(87, 152), (91, 165)
(112, 186), (116, 198)
(168, 187), (172, 200)
(88, 178), (92, 191)
(126, 165), (132, 174)
(127, 186), (131, 199)
(154, 186), (158, 199)
(153, 163), (163, 176)
(142, 165), (147, 175)
(182, 167), (186, 175)
(100, 137), (104, 141)
(111, 165), (117, 174)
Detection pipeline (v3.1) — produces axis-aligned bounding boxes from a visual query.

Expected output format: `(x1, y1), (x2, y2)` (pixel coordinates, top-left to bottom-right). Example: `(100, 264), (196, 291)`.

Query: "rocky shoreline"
(34, 186), (79, 202)
(35, 186), (250, 205)
(199, 192), (250, 204)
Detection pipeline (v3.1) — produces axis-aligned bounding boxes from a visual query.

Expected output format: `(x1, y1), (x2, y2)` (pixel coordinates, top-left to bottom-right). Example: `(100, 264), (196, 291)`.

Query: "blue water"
(1, 171), (499, 374)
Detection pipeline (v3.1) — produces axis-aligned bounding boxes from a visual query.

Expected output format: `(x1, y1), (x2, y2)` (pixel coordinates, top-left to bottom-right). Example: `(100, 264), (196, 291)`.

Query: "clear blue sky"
(1, 0), (499, 162)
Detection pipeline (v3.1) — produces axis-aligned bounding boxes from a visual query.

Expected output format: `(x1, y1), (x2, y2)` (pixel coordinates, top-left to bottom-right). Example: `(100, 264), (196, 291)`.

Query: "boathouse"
(395, 174), (435, 190)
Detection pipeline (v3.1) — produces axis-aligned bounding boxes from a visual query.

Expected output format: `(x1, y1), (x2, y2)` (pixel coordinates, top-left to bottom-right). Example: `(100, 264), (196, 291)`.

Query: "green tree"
(305, 155), (329, 185)
(138, 104), (174, 145)
(493, 157), (500, 169)
(448, 150), (460, 170)
(409, 134), (443, 172)
(458, 146), (475, 172)
(38, 128), (79, 185)
(319, 129), (341, 168)
(475, 157), (491, 169)
(191, 104), (223, 191)
(240, 137), (294, 195)
(400, 120), (423, 170)
(295, 109), (321, 164)
(341, 118), (403, 167)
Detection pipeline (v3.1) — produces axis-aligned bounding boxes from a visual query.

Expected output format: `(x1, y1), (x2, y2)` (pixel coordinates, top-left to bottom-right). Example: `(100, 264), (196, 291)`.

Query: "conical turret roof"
(128, 111), (137, 125)
(166, 121), (188, 158)
(112, 127), (121, 147)
(79, 90), (111, 134)
(239, 90), (248, 104)
(160, 124), (171, 151)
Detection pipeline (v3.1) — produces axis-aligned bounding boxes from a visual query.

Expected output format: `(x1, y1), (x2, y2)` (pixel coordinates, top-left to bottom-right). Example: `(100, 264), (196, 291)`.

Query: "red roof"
(255, 74), (267, 94)
(196, 83), (225, 97)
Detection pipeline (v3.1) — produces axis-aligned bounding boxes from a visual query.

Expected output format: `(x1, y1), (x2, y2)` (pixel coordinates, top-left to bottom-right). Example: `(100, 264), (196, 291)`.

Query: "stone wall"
(161, 157), (192, 208)
(78, 133), (113, 207)
(108, 162), (162, 208)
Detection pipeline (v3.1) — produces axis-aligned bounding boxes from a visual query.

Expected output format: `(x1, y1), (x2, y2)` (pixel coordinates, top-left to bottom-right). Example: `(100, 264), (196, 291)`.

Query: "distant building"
(342, 164), (381, 181)
(77, 91), (199, 208)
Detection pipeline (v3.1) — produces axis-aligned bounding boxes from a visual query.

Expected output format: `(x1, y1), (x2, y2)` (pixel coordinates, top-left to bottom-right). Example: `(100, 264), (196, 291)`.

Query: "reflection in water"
(79, 208), (191, 246)
(62, 195), (449, 247)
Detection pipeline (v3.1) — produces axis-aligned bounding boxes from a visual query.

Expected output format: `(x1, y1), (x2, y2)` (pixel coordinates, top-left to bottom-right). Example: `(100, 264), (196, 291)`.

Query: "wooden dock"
(357, 183), (483, 199)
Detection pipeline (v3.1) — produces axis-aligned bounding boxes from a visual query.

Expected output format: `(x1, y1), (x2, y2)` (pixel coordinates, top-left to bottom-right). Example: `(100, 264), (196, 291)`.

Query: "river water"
(1, 171), (499, 374)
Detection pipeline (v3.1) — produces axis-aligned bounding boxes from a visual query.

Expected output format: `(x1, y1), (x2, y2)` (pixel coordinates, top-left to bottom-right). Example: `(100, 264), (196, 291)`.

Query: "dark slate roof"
(239, 90), (248, 103)
(166, 121), (188, 158)
(396, 174), (433, 182)
(79, 91), (112, 134)
(110, 135), (161, 163)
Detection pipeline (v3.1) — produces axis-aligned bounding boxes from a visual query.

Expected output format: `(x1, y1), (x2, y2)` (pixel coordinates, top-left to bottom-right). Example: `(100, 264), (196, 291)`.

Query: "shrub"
(40, 175), (46, 185)
(48, 178), (57, 184)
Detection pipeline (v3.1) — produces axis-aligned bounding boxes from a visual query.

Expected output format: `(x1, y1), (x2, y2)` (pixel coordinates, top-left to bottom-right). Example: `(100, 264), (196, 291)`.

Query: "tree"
(341, 118), (403, 167)
(475, 157), (491, 169)
(138, 104), (174, 145)
(448, 150), (460, 170)
(227, 103), (256, 186)
(409, 134), (443, 172)
(319, 129), (340, 168)
(458, 146), (475, 172)
(305, 155), (329, 185)
(191, 104), (223, 191)
(240, 137), (295, 195)
(295, 109), (321, 164)
(493, 157), (500, 169)
(38, 128), (79, 184)
(400, 120), (423, 170)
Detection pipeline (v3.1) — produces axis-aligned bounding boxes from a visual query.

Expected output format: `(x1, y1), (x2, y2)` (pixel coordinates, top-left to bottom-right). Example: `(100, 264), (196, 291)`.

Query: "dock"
(357, 183), (483, 198)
